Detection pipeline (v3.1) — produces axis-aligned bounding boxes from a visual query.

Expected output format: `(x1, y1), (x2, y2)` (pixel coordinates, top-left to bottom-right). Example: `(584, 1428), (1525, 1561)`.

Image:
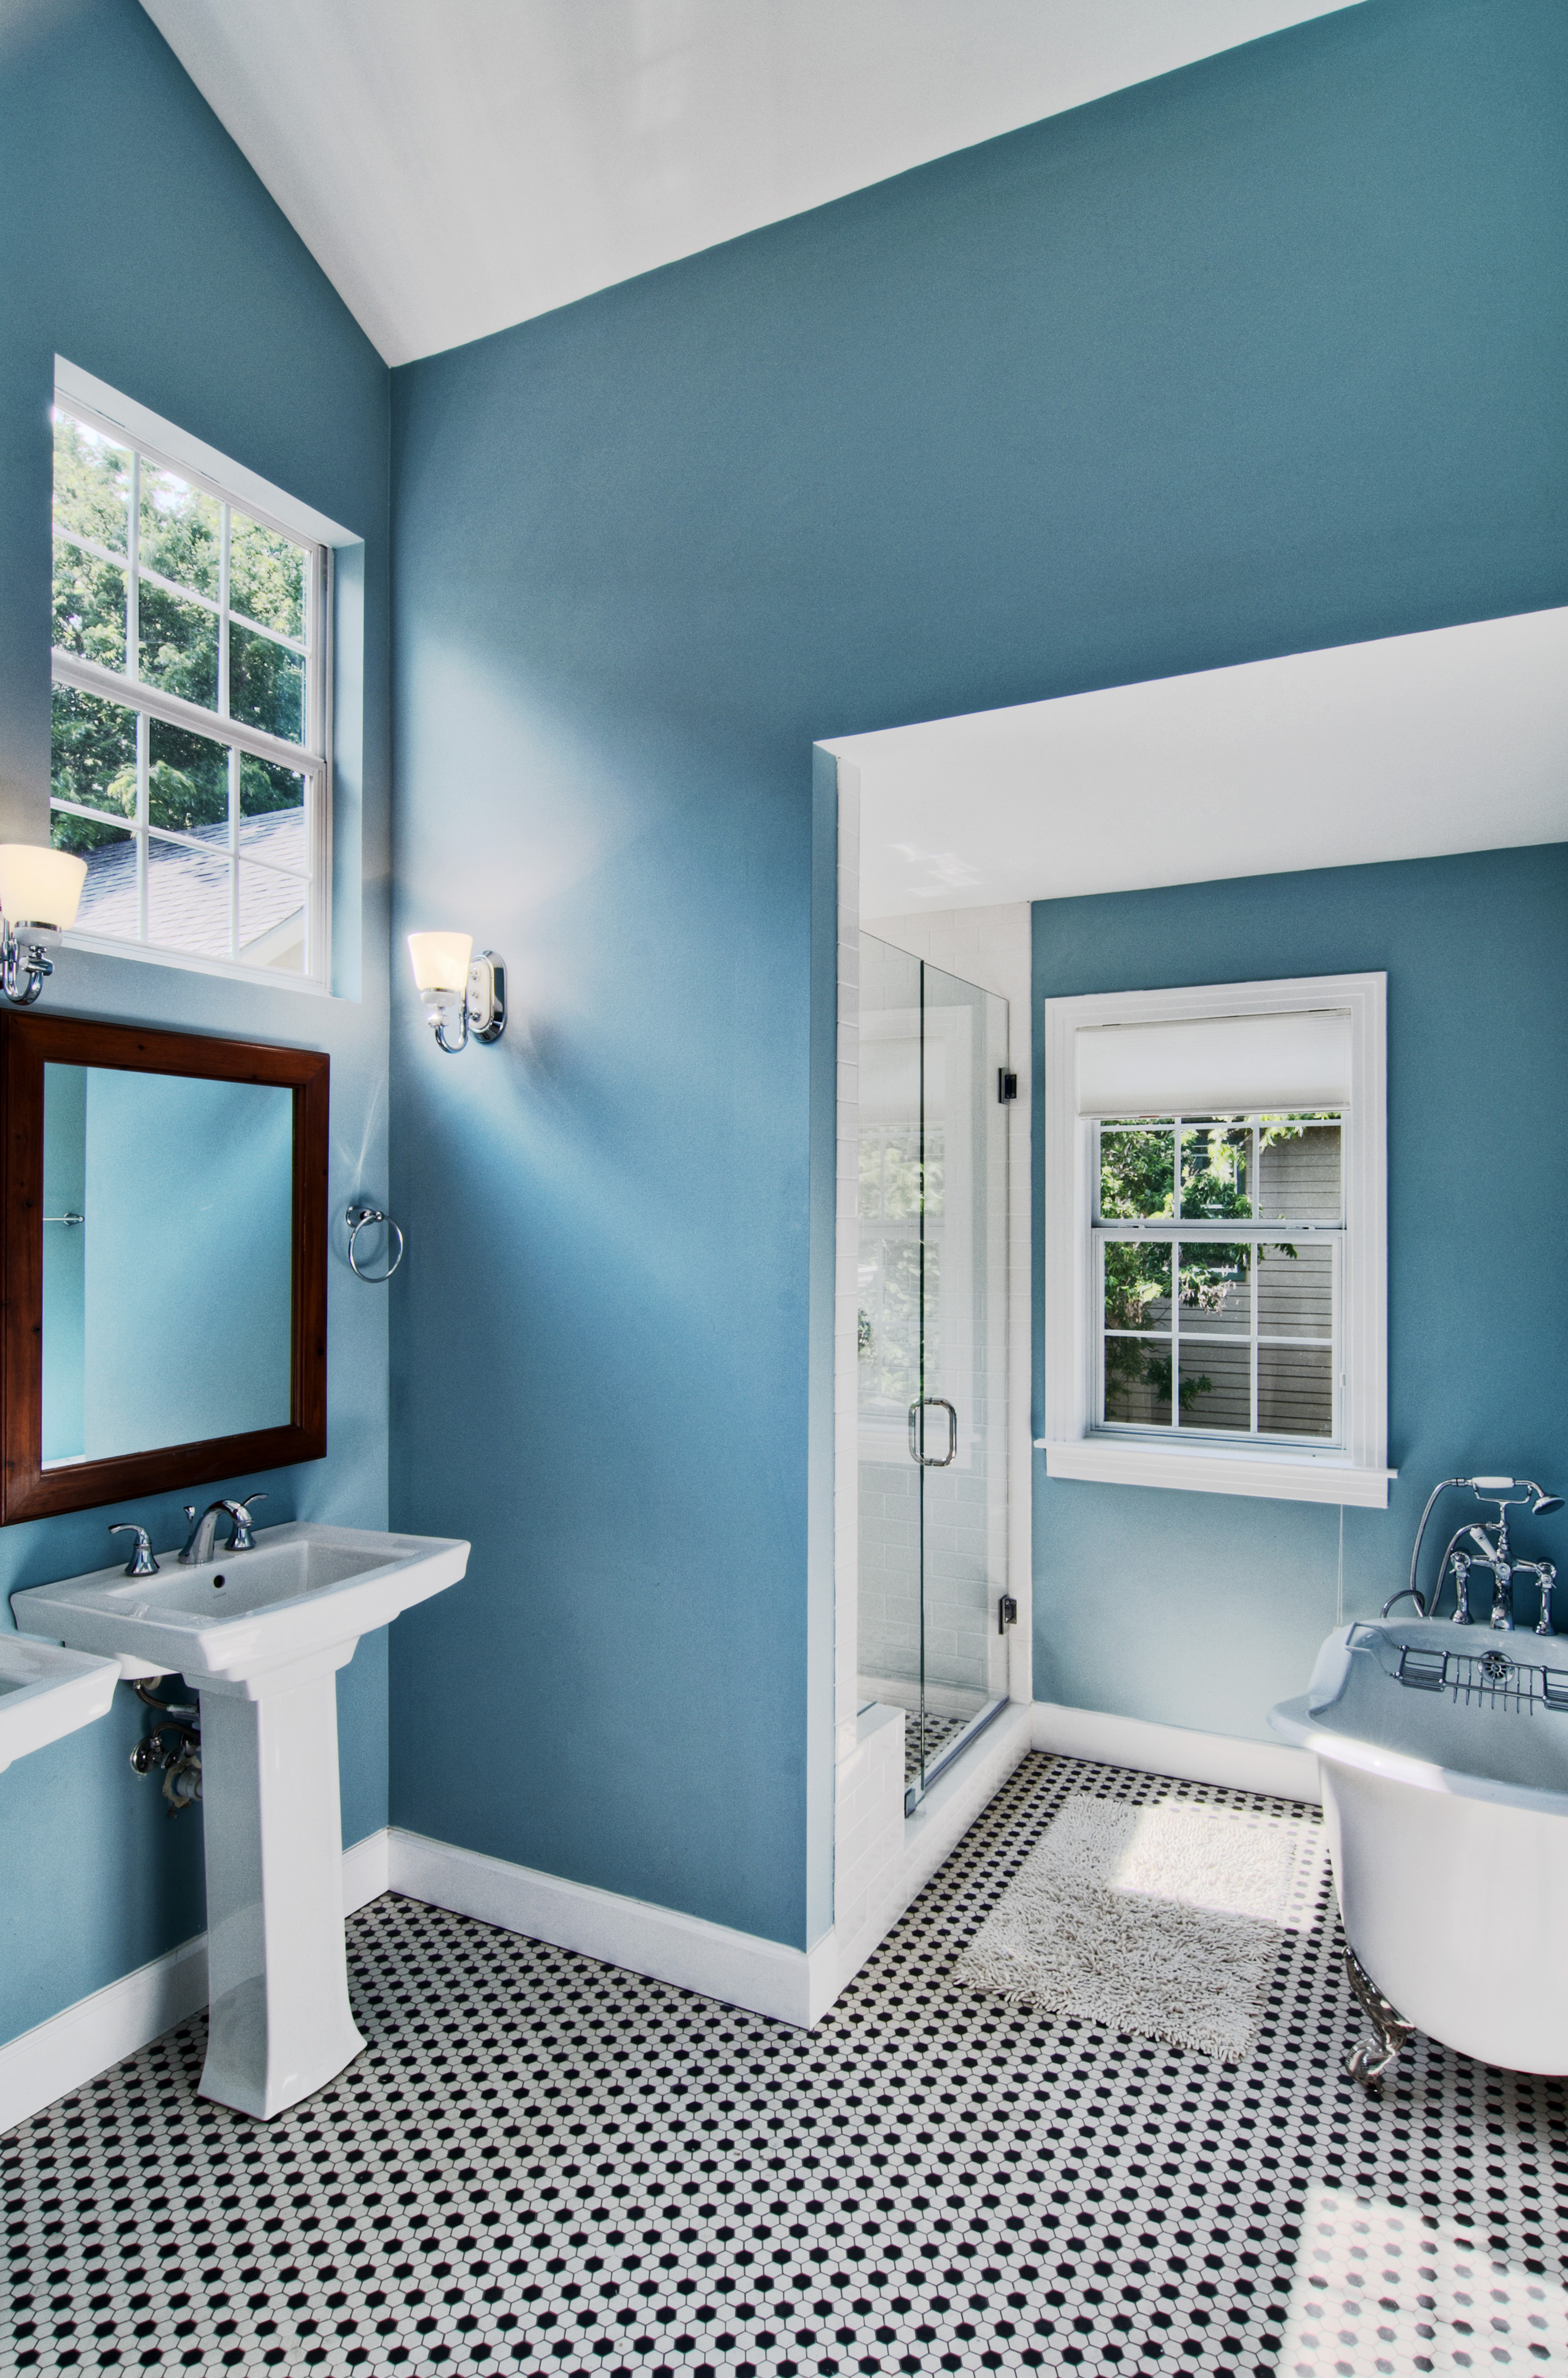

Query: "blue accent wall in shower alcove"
(387, 0), (1568, 1948)
(1032, 844), (1568, 1744)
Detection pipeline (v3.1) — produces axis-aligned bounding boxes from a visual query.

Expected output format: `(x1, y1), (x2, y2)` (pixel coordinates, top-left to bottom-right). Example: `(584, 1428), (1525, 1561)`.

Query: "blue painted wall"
(1032, 844), (1568, 1742)
(0, 0), (392, 2048)
(3, 0), (1559, 2040)
(388, 0), (1567, 1945)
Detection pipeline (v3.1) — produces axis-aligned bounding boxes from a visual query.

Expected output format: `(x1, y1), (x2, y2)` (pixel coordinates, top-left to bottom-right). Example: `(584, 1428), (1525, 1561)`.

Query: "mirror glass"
(41, 1064), (294, 1466)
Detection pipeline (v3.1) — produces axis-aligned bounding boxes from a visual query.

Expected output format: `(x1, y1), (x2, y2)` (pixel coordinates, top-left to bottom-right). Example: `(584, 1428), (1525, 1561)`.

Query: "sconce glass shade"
(407, 930), (472, 993)
(0, 844), (86, 930)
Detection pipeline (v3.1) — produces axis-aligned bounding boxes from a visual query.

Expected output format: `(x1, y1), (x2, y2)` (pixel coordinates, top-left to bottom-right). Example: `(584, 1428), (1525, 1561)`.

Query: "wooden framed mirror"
(1, 1013), (328, 1524)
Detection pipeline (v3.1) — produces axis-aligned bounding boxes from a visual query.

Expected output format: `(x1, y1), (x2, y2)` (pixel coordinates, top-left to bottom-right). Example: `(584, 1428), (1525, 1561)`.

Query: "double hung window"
(49, 379), (329, 984)
(1041, 973), (1390, 1506)
(1097, 1113), (1342, 1443)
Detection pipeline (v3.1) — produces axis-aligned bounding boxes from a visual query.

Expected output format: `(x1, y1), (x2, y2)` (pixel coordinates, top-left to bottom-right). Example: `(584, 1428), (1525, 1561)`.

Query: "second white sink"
(0, 1635), (118, 1771)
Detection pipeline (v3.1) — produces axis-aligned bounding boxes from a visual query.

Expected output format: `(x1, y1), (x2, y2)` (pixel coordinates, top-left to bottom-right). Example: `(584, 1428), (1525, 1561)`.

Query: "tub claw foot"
(1343, 1944), (1414, 2091)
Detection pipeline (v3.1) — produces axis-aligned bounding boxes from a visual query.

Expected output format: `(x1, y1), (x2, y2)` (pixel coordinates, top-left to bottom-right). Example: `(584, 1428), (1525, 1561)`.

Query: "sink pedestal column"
(195, 1643), (366, 2119)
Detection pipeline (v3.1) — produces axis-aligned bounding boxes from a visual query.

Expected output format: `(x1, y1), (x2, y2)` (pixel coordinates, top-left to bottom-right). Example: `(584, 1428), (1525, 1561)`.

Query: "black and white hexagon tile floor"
(4, 1752), (1566, 2376)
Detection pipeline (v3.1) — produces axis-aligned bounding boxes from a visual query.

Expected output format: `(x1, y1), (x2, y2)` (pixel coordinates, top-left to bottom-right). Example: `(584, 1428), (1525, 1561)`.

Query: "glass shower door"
(857, 935), (1009, 1812)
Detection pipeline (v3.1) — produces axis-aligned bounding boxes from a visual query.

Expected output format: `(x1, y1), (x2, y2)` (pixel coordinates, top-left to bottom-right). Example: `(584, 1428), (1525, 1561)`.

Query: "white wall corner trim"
(1032, 1701), (1320, 1804)
(0, 1827), (391, 2140)
(1043, 970), (1389, 1506)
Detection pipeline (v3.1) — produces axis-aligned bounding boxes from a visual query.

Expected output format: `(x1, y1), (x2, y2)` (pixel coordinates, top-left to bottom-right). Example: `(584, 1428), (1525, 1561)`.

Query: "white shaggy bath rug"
(952, 1792), (1329, 2063)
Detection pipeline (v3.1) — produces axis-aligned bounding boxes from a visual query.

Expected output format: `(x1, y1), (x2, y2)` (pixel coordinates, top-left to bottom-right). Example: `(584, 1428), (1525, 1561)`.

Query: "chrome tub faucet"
(1402, 1476), (1562, 1631)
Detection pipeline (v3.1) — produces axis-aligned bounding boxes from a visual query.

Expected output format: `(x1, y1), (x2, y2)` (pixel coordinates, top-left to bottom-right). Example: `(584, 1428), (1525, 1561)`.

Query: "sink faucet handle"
(108, 1523), (159, 1578)
(227, 1493), (267, 1551)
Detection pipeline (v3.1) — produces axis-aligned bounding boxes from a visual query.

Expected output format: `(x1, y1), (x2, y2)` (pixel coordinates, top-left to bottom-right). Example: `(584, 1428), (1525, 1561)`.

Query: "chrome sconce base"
(0, 848), (86, 1005)
(0, 920), (57, 1007)
(422, 949), (505, 1055)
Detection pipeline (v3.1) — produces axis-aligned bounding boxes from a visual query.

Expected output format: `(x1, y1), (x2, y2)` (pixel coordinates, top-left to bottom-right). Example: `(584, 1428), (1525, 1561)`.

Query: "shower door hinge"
(998, 1594), (1019, 1635)
(997, 1069), (1018, 1104)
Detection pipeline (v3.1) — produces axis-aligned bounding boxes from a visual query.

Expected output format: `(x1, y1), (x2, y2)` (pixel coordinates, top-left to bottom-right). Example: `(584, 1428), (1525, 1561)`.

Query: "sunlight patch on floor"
(1279, 2177), (1568, 2375)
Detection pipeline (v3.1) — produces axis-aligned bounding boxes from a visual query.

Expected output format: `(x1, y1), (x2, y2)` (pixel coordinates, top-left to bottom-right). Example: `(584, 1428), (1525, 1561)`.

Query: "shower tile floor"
(4, 1751), (1566, 2377)
(902, 1709), (974, 1786)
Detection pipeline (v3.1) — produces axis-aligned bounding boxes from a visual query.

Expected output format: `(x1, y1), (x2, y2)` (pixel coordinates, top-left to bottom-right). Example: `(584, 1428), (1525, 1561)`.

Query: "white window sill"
(63, 929), (333, 998)
(1034, 1436), (1394, 1508)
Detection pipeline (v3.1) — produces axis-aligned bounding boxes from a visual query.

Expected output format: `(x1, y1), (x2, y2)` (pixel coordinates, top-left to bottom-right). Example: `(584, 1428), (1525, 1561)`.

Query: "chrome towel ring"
(345, 1204), (405, 1283)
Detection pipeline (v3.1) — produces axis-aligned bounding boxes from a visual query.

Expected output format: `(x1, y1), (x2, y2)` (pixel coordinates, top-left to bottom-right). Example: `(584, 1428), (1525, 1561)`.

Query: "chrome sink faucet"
(178, 1493), (266, 1566)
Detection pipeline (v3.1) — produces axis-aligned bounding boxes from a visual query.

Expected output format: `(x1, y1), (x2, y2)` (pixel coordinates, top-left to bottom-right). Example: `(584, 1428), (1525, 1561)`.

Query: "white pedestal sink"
(12, 1522), (469, 2120)
(0, 1635), (118, 1770)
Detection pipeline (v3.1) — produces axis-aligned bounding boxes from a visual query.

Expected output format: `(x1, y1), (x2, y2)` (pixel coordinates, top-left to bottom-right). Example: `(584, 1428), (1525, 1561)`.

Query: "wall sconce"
(0, 844), (87, 1006)
(406, 931), (505, 1055)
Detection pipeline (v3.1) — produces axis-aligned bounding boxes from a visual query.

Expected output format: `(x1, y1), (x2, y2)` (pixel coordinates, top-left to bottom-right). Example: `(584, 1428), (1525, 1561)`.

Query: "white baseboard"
(388, 1828), (829, 2028)
(1032, 1700), (1320, 1804)
(343, 1825), (390, 1909)
(0, 1931), (209, 2142)
(0, 1827), (392, 2139)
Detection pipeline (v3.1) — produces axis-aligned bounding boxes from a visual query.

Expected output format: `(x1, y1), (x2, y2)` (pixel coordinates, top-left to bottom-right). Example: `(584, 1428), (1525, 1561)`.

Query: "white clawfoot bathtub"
(1271, 1619), (1568, 2075)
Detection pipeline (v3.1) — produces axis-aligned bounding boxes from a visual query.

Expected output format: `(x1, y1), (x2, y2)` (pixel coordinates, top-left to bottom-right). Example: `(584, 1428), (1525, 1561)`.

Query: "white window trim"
(50, 356), (356, 998)
(1038, 970), (1392, 1508)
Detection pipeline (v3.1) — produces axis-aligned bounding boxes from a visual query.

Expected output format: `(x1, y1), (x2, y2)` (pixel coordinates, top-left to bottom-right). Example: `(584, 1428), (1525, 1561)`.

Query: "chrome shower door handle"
(908, 1397), (958, 1467)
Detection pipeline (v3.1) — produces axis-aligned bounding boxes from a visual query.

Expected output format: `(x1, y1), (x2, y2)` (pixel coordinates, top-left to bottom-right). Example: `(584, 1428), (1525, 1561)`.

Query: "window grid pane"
(51, 695), (318, 974)
(1095, 1111), (1342, 1447)
(49, 399), (325, 983)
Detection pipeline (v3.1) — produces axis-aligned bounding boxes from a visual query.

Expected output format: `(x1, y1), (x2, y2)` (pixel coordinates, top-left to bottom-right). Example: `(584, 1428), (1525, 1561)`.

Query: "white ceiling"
(137, 0), (1359, 366)
(832, 608), (1568, 918)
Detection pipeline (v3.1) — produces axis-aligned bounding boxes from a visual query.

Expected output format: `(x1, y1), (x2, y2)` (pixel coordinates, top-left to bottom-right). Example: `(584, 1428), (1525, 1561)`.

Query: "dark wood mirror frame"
(1, 1013), (328, 1525)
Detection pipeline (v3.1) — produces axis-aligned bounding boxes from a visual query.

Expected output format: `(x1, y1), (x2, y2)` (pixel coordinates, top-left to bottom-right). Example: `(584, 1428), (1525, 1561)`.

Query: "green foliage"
(1180, 1124), (1251, 1219)
(1104, 1238), (1169, 1329)
(1098, 1117), (1327, 1425)
(49, 685), (133, 816)
(52, 414), (130, 553)
(49, 413), (309, 863)
(52, 544), (127, 673)
(230, 512), (305, 640)
(139, 461), (220, 599)
(1099, 1125), (1176, 1220)
(137, 580), (218, 710)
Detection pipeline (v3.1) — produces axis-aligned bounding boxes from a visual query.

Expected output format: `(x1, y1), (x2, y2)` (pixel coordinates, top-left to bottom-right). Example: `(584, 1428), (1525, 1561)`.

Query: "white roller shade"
(1075, 1006), (1351, 1117)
